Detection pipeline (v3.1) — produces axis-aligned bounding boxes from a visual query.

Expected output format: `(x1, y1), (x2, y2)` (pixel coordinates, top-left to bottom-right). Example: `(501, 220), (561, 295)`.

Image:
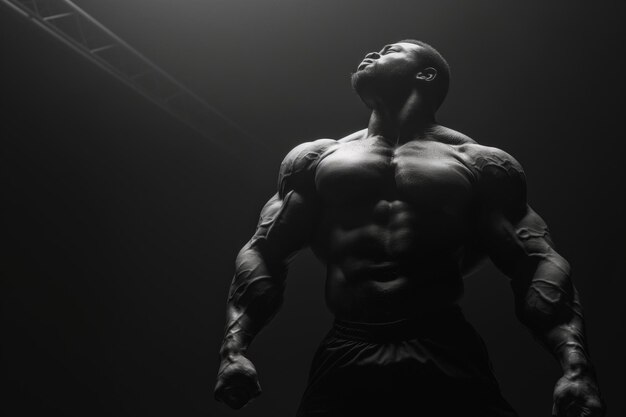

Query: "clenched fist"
(214, 354), (262, 409)
(552, 372), (605, 417)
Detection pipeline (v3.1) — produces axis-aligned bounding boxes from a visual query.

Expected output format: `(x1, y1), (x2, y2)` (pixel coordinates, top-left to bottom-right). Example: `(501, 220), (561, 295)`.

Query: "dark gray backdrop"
(2, 1), (624, 416)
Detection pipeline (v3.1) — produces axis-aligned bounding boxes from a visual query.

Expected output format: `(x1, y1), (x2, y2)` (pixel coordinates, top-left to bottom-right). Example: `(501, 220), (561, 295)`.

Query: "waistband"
(331, 305), (465, 342)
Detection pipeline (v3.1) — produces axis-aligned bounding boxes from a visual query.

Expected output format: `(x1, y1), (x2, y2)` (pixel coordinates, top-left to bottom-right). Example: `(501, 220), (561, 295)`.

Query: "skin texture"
(214, 42), (604, 416)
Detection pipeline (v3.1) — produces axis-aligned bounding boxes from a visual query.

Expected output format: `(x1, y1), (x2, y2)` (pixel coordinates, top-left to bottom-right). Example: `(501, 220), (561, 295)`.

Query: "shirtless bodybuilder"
(214, 40), (604, 417)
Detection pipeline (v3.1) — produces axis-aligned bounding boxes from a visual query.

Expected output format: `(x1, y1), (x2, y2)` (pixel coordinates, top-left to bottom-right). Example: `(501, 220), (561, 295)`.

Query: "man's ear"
(416, 67), (437, 82)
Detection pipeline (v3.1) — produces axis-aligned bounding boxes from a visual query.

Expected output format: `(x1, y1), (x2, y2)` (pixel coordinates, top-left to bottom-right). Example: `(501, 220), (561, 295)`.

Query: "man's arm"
(214, 139), (333, 409)
(474, 148), (605, 417)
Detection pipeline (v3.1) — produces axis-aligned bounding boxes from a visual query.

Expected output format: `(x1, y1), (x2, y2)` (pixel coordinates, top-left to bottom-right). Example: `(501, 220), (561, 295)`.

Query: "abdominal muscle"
(324, 263), (465, 323)
(313, 200), (468, 323)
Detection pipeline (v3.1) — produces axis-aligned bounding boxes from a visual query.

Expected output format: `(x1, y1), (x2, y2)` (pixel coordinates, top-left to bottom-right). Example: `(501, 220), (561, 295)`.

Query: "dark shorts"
(296, 307), (518, 417)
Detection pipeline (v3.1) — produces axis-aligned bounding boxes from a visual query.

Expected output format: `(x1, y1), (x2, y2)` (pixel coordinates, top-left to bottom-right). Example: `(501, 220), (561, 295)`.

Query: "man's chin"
(351, 70), (378, 107)
(351, 69), (372, 95)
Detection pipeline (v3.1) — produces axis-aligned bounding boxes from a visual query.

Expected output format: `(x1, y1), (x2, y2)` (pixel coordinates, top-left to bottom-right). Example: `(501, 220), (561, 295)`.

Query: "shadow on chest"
(315, 141), (475, 208)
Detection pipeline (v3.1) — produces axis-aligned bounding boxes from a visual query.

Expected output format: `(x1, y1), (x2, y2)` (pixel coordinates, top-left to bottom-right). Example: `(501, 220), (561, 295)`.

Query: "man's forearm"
(541, 311), (592, 376)
(513, 254), (594, 376)
(219, 240), (286, 359)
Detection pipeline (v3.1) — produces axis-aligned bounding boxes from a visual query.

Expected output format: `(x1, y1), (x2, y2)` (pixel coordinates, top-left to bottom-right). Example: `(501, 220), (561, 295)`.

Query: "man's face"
(351, 42), (424, 104)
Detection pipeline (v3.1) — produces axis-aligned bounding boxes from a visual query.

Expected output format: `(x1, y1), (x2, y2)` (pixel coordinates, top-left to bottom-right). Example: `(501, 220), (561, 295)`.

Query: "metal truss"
(2, 0), (261, 152)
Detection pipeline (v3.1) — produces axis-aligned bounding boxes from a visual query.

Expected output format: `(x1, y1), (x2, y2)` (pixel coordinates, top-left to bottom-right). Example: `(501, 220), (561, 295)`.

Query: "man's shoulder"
(278, 138), (338, 195)
(459, 143), (525, 177)
(280, 138), (338, 171)
(459, 143), (527, 209)
(430, 125), (524, 179)
(337, 128), (367, 143)
(432, 125), (477, 146)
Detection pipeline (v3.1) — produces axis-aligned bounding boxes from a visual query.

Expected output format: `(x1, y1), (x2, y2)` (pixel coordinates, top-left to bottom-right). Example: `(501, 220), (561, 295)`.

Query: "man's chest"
(315, 139), (476, 210)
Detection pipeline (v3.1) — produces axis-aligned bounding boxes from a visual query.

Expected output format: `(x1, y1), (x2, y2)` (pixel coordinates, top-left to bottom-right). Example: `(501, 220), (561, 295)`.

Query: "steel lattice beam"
(2, 0), (262, 152)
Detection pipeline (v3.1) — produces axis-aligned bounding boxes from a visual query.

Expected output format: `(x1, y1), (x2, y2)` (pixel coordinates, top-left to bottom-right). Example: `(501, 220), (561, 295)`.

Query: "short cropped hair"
(399, 39), (450, 110)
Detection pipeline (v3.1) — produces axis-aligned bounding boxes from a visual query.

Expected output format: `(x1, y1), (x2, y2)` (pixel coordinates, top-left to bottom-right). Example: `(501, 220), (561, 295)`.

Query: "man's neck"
(366, 90), (437, 145)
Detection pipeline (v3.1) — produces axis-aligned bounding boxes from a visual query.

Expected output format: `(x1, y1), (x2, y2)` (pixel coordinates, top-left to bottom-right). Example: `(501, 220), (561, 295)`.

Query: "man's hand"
(214, 354), (262, 409)
(552, 372), (605, 417)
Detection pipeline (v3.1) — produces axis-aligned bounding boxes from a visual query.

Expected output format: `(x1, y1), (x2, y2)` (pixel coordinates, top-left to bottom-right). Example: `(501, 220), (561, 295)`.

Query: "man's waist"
(331, 305), (465, 342)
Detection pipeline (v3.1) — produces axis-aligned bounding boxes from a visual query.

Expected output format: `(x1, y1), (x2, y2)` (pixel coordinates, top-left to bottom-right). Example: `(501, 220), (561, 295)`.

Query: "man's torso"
(303, 127), (491, 322)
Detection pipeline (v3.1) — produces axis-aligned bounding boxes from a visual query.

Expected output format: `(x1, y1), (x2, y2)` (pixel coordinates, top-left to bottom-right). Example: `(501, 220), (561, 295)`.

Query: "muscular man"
(214, 40), (604, 416)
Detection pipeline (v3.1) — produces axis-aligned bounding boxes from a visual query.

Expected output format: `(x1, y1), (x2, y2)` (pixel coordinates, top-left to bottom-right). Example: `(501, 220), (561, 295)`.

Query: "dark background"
(2, 1), (624, 416)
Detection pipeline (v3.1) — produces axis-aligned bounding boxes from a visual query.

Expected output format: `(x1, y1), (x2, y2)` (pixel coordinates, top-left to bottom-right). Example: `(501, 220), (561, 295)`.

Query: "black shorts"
(296, 307), (518, 417)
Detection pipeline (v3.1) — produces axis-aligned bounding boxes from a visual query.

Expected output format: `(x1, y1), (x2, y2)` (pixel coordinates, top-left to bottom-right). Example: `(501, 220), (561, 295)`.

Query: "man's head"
(351, 40), (450, 112)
